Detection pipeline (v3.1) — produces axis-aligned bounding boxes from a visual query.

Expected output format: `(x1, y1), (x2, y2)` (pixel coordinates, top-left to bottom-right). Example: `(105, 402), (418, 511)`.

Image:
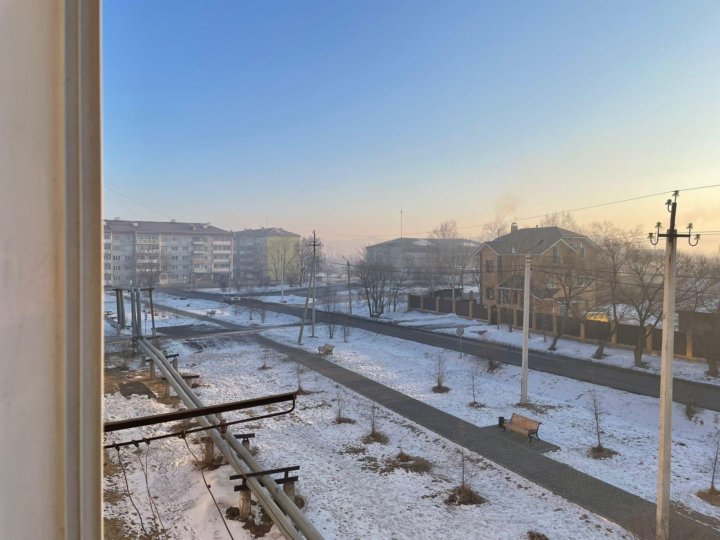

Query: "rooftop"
(485, 226), (589, 255)
(104, 219), (229, 234)
(233, 227), (300, 238)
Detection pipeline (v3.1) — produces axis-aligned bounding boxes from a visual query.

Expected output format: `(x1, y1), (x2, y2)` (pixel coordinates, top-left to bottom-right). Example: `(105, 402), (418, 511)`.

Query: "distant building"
(366, 237), (481, 290)
(103, 219), (233, 287)
(476, 223), (597, 315)
(232, 228), (301, 286)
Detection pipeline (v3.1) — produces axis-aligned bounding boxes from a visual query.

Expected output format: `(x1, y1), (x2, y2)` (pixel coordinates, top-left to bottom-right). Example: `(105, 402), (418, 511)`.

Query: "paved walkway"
(254, 335), (720, 540)
(149, 300), (720, 538)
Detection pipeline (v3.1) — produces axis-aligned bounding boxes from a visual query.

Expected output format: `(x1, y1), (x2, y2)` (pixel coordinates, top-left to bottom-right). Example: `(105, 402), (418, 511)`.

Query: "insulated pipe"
(138, 339), (324, 540)
(138, 340), (303, 540)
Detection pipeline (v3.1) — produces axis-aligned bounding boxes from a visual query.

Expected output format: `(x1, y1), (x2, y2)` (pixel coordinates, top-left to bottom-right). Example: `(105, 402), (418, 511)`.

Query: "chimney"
(511, 222), (518, 233)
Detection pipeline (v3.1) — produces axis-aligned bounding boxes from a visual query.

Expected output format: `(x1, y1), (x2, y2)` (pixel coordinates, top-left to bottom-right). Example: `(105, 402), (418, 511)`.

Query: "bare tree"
(353, 248), (393, 317)
(218, 273), (229, 293)
(709, 439), (720, 495)
(469, 361), (482, 407)
(268, 236), (300, 290)
(537, 248), (595, 351)
(322, 286), (338, 338)
(298, 235), (324, 287)
(430, 220), (475, 313)
(617, 247), (665, 366)
(538, 211), (583, 232)
(387, 267), (410, 313)
(296, 363), (306, 393)
(342, 314), (351, 343)
(431, 354), (450, 393)
(363, 403), (388, 444)
(587, 387), (617, 458)
(685, 255), (720, 376)
(590, 223), (637, 358)
(136, 249), (165, 287)
(590, 388), (604, 451)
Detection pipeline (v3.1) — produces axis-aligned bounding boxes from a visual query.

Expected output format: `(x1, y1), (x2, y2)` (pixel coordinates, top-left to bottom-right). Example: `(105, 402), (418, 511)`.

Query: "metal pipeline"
(138, 338), (324, 540)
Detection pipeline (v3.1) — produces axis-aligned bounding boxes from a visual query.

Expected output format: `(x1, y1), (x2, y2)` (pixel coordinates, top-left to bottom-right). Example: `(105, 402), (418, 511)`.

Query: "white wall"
(0, 1), (102, 538)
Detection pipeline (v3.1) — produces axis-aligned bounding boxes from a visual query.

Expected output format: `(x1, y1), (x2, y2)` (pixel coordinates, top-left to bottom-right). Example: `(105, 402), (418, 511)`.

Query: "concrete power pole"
(297, 261), (314, 345)
(346, 259), (352, 315)
(649, 191), (700, 540)
(280, 250), (285, 303)
(521, 254), (531, 404)
(310, 231), (321, 338)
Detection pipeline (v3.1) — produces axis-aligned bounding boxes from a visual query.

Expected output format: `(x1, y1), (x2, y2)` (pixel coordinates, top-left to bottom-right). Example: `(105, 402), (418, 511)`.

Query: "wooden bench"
(318, 344), (334, 356)
(502, 413), (541, 442)
(206, 310), (217, 316)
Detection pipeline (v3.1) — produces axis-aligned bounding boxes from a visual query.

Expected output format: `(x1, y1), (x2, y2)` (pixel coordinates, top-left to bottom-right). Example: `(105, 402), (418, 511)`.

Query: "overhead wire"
(114, 446), (150, 538)
(135, 443), (169, 538)
(181, 435), (236, 540)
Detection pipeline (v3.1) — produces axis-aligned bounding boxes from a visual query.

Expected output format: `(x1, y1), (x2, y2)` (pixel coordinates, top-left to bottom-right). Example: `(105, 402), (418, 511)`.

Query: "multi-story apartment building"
(232, 228), (301, 286)
(103, 219), (233, 287)
(476, 224), (597, 316)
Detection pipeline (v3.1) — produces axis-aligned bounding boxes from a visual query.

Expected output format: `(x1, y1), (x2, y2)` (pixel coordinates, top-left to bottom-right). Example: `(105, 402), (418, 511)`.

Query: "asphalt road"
(161, 287), (720, 412)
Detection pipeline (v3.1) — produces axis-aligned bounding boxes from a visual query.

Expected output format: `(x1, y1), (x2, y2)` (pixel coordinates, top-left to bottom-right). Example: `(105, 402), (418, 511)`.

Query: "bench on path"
(501, 413), (541, 442)
(318, 343), (334, 356)
(206, 309), (217, 316)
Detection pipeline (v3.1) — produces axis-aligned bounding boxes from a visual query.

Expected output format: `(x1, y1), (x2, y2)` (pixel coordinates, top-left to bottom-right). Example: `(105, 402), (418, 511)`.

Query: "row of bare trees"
(353, 215), (720, 374)
(484, 219), (720, 373)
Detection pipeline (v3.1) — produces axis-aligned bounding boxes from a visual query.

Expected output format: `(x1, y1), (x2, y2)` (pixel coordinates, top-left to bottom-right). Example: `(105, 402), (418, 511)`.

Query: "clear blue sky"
(103, 1), (720, 254)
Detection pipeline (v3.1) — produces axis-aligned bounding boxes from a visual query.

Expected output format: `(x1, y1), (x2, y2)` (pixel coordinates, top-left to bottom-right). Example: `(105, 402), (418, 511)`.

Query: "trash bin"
(498, 416), (505, 428)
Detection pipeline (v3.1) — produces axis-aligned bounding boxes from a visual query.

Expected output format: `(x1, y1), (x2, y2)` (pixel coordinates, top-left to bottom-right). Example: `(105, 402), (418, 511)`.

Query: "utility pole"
(400, 209), (403, 239)
(280, 250), (285, 303)
(297, 261), (313, 344)
(346, 259), (352, 315)
(521, 254), (531, 404)
(649, 191), (700, 540)
(310, 231), (321, 338)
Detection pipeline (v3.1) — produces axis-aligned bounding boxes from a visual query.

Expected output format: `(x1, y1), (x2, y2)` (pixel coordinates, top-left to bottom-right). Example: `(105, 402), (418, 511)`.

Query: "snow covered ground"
(264, 324), (720, 525)
(261, 289), (719, 388)
(103, 290), (720, 536)
(152, 292), (299, 328)
(104, 338), (632, 539)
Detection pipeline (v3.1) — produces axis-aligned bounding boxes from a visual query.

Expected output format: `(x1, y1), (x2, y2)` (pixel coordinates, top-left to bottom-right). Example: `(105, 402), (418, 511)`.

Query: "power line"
(320, 184), (720, 240)
(104, 185), (174, 220)
(114, 446), (150, 538)
(182, 436), (236, 540)
(136, 444), (169, 538)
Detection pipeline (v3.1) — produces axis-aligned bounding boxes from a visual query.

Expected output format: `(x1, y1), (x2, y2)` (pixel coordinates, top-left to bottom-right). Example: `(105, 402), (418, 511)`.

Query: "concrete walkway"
(253, 334), (720, 540)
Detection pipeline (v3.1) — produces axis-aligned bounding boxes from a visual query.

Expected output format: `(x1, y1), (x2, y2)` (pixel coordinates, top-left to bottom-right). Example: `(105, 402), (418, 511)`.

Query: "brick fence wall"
(406, 294), (702, 360)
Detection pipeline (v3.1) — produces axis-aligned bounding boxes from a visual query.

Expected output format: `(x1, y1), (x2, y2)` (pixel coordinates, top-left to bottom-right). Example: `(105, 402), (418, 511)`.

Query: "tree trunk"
(548, 311), (568, 351)
(592, 340), (606, 360)
(708, 354), (719, 378)
(633, 329), (645, 367)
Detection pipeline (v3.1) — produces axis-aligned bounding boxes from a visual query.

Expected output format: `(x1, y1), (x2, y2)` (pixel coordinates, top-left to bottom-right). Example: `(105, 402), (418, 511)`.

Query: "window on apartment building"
(552, 246), (560, 263)
(486, 287), (495, 300)
(485, 260), (494, 272)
